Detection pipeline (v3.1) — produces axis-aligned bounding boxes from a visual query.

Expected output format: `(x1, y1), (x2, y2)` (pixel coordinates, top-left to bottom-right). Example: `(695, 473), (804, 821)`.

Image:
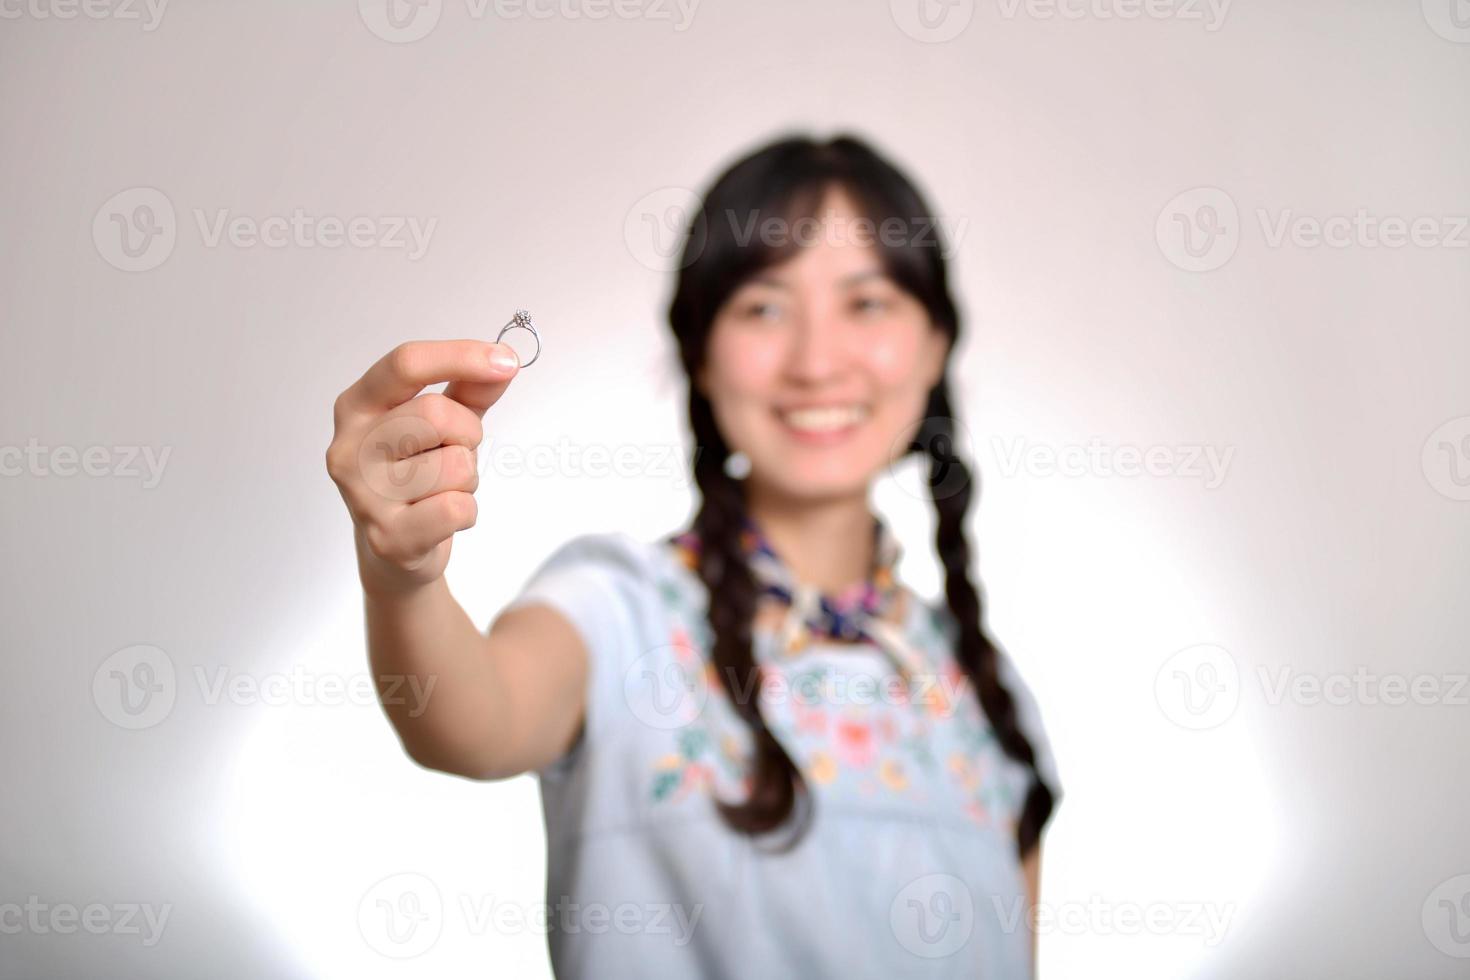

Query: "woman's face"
(699, 188), (950, 503)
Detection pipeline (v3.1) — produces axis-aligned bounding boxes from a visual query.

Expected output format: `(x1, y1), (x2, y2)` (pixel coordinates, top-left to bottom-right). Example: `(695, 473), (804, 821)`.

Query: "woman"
(326, 133), (1062, 977)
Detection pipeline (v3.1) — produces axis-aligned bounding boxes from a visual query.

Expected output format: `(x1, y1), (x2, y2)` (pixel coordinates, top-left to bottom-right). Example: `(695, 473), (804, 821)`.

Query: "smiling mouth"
(775, 404), (871, 442)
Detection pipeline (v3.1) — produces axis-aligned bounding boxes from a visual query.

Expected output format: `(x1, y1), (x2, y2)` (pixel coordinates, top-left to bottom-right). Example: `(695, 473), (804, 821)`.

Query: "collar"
(668, 514), (929, 680)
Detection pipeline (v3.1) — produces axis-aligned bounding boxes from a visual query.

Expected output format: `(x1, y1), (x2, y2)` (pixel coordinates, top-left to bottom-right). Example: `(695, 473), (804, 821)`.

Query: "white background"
(2, 0), (1468, 977)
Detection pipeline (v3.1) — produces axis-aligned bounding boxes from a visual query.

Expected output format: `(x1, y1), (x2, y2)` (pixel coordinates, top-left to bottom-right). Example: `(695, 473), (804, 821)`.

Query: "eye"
(738, 300), (783, 322)
(851, 295), (890, 316)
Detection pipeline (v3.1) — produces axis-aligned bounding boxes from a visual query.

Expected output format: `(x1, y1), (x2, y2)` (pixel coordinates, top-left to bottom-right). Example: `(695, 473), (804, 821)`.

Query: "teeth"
(779, 405), (868, 432)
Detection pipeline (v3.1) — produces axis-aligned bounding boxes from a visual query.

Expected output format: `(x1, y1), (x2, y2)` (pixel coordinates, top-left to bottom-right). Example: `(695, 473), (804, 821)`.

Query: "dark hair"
(665, 132), (1056, 859)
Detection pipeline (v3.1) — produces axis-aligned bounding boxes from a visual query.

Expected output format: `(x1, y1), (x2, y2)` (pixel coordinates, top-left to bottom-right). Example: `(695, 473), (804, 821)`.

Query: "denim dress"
(503, 526), (1063, 979)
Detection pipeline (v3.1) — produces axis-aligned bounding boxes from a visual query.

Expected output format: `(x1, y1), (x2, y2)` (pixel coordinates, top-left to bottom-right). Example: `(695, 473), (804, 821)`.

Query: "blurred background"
(2, 0), (1468, 977)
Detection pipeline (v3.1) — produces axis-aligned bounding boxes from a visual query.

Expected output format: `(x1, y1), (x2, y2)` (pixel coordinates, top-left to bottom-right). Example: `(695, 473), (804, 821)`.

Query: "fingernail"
(489, 343), (520, 372)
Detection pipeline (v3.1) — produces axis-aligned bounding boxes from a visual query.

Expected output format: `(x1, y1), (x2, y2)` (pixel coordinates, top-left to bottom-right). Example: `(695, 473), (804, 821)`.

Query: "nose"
(783, 302), (847, 384)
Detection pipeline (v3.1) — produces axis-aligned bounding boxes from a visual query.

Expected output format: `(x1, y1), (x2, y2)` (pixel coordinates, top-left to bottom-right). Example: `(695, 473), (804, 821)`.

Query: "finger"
(373, 393), (484, 461)
(392, 445), (479, 505)
(341, 340), (518, 417)
(444, 343), (519, 417)
(387, 491), (479, 560)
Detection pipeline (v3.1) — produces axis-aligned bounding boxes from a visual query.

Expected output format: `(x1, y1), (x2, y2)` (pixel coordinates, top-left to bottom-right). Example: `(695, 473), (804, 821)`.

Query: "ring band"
(496, 309), (541, 368)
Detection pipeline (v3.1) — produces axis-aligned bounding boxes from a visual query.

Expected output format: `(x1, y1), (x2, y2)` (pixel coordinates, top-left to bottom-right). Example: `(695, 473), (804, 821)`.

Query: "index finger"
(340, 340), (519, 416)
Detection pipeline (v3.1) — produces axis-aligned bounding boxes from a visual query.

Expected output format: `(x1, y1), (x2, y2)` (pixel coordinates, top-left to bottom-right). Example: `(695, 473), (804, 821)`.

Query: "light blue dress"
(504, 531), (1063, 979)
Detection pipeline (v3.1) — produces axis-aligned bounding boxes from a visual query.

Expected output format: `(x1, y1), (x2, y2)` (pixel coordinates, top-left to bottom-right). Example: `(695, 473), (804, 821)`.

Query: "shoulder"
(507, 529), (700, 627)
(516, 530), (672, 592)
(526, 529), (660, 572)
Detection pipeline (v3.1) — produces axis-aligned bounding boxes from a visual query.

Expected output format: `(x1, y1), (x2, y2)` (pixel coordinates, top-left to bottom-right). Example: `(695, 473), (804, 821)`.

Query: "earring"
(723, 450), (751, 480)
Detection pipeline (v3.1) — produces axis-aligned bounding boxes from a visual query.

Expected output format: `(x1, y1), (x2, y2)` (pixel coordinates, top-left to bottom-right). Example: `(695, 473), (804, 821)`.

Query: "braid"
(686, 387), (813, 851)
(922, 381), (1056, 858)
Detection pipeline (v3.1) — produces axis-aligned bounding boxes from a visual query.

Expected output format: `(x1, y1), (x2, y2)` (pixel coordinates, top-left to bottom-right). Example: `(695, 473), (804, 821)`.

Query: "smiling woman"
(325, 132), (1062, 978)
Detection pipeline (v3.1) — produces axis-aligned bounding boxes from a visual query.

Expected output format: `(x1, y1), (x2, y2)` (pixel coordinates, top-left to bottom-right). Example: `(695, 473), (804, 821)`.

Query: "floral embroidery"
(642, 531), (1029, 835)
(833, 717), (876, 770)
(806, 749), (837, 785)
(650, 720), (749, 804)
(878, 758), (908, 792)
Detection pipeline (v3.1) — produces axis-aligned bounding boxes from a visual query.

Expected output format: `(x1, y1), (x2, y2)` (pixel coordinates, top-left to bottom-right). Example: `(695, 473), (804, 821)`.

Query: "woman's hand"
(326, 340), (519, 595)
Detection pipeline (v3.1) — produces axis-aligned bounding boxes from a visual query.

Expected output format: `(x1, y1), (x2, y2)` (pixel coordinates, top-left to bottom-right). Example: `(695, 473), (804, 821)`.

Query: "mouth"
(774, 403), (871, 446)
